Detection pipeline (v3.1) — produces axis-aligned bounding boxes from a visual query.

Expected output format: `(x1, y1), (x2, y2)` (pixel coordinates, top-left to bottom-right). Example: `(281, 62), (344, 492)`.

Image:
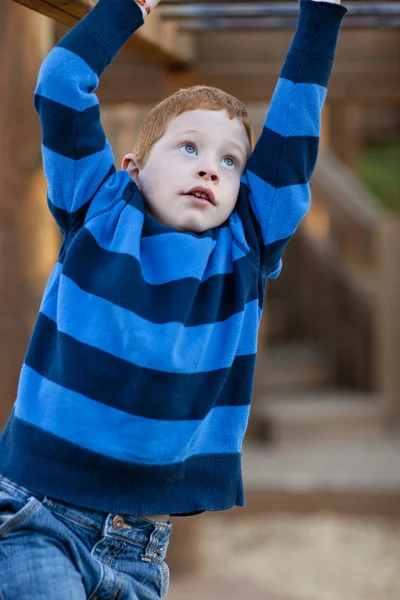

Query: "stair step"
(168, 577), (280, 600)
(255, 343), (334, 394)
(242, 435), (400, 495)
(249, 392), (385, 443)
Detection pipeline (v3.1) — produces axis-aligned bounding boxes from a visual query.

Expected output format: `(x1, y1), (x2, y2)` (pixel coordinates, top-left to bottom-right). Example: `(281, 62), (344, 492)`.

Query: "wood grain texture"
(12, 0), (195, 66)
(0, 2), (59, 431)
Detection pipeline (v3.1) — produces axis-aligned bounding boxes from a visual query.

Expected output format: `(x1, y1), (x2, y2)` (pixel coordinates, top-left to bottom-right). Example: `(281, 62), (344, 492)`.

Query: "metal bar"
(177, 15), (400, 29)
(161, 2), (400, 18)
(163, 0), (400, 3)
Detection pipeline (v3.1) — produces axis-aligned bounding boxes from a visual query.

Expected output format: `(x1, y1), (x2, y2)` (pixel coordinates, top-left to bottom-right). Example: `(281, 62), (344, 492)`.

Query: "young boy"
(0, 0), (346, 597)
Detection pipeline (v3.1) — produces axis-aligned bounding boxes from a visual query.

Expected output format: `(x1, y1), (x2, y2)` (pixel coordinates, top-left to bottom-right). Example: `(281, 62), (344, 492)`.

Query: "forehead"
(165, 109), (249, 152)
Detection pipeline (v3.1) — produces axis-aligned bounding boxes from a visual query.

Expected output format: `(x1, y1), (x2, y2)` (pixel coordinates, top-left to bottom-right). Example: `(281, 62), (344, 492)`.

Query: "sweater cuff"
(292, 1), (348, 58)
(78, 0), (144, 53)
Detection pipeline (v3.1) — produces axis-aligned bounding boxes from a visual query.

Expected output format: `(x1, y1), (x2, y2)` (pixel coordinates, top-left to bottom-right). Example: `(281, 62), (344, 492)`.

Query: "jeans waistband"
(0, 475), (172, 559)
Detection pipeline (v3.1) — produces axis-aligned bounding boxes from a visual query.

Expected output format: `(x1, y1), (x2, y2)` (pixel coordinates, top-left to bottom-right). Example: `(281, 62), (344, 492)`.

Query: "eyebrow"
(229, 141), (247, 161)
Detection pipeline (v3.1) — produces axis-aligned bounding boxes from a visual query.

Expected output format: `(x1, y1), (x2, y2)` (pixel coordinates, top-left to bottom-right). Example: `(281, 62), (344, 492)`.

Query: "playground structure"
(0, 1), (399, 597)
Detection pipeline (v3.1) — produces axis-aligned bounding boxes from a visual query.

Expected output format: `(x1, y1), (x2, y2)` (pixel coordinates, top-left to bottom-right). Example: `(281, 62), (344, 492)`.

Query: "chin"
(179, 217), (213, 234)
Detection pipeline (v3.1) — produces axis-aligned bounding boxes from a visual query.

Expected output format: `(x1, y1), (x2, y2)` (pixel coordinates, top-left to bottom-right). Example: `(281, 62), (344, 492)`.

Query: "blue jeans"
(0, 476), (172, 599)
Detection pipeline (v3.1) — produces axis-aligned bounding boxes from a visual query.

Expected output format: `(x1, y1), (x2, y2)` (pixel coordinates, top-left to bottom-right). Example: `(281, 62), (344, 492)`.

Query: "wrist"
(133, 0), (160, 17)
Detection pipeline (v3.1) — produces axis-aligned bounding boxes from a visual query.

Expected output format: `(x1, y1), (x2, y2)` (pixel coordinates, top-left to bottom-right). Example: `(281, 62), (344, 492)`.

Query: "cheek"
(140, 165), (164, 198)
(225, 172), (241, 198)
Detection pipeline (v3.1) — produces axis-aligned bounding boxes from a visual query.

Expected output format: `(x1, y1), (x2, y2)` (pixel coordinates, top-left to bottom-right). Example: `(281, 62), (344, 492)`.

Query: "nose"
(197, 166), (219, 183)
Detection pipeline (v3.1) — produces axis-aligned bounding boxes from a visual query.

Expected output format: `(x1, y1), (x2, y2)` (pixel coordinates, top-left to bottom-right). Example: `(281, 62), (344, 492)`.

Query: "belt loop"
(141, 523), (162, 563)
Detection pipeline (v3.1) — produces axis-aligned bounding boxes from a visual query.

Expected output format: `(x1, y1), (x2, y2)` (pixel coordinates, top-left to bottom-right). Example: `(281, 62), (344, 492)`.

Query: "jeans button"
(112, 515), (124, 530)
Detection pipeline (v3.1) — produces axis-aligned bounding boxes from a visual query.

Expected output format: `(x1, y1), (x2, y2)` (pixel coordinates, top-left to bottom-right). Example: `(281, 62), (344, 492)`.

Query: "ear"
(122, 153), (141, 186)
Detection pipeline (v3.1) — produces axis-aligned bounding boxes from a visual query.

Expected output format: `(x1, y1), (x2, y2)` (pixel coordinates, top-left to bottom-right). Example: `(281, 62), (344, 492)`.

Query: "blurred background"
(0, 1), (399, 599)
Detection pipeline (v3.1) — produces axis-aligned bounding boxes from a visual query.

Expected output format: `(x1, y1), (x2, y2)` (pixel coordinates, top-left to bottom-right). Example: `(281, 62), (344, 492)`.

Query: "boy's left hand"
(134, 0), (163, 17)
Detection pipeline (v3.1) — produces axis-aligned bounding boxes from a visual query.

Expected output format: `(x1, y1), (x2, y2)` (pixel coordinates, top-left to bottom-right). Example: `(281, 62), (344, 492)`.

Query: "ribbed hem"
(0, 414), (245, 515)
(292, 1), (348, 58)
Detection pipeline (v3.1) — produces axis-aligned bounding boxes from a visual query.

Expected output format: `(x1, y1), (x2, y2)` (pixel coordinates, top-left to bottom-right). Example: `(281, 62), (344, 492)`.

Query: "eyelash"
(179, 142), (238, 168)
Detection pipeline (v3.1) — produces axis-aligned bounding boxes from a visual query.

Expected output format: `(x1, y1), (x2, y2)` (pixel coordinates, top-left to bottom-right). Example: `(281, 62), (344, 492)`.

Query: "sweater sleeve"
(240, 0), (347, 278)
(34, 0), (144, 236)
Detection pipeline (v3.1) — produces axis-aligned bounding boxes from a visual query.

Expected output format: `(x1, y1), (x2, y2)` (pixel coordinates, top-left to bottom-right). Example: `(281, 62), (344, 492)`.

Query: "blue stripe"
(247, 127), (319, 189)
(39, 262), (64, 311)
(62, 228), (259, 326)
(48, 166), (117, 235)
(36, 47), (99, 111)
(36, 96), (106, 161)
(266, 259), (283, 280)
(281, 52), (333, 89)
(26, 313), (256, 419)
(86, 206), (247, 283)
(0, 415), (244, 513)
(42, 144), (114, 215)
(245, 171), (310, 244)
(41, 275), (259, 371)
(15, 366), (249, 464)
(266, 79), (326, 138)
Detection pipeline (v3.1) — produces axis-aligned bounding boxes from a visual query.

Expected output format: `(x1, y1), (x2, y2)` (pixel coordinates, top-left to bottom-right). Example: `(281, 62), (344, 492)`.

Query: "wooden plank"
(0, 2), (59, 432)
(377, 219), (400, 428)
(12, 0), (195, 67)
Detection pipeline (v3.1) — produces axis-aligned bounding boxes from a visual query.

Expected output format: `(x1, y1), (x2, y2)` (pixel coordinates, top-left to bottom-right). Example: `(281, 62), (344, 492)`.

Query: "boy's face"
(124, 109), (250, 233)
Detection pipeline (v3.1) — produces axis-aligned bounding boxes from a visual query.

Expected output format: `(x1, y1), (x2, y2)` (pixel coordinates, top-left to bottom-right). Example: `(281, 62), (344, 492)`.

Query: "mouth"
(183, 187), (215, 206)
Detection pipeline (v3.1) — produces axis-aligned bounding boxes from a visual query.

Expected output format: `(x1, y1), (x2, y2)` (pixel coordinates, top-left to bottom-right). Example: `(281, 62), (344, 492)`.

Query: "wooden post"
(376, 219), (400, 428)
(0, 4), (59, 431)
(326, 102), (364, 172)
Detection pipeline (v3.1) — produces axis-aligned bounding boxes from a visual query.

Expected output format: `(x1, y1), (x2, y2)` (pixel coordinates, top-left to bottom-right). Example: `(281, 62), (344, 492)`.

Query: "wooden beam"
(160, 2), (400, 19)
(97, 59), (400, 104)
(13, 0), (194, 67)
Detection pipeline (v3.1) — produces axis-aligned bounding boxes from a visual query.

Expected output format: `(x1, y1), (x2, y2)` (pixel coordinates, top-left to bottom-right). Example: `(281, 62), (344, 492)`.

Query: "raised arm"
(35, 0), (159, 236)
(241, 0), (347, 278)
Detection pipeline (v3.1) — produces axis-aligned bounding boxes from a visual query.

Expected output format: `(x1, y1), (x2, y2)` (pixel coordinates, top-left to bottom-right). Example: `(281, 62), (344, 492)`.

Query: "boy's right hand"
(134, 0), (163, 17)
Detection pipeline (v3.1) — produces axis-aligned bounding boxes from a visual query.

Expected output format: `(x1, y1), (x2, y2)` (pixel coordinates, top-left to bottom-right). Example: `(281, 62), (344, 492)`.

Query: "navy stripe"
(247, 127), (319, 189)
(35, 95), (106, 160)
(63, 228), (260, 325)
(262, 236), (292, 274)
(281, 53), (333, 89)
(115, 182), (217, 241)
(16, 366), (250, 464)
(49, 164), (116, 236)
(57, 29), (112, 77)
(0, 415), (244, 514)
(50, 198), (90, 237)
(141, 212), (217, 241)
(25, 313), (255, 420)
(235, 184), (265, 256)
(56, 0), (144, 77)
(293, 1), (347, 60)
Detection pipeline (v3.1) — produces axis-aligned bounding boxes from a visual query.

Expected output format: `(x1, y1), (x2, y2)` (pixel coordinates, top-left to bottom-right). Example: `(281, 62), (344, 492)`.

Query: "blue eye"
(222, 157), (236, 168)
(181, 143), (197, 155)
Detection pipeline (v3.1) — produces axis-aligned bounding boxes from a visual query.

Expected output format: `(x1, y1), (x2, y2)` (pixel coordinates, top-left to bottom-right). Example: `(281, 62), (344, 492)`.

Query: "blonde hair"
(132, 85), (254, 165)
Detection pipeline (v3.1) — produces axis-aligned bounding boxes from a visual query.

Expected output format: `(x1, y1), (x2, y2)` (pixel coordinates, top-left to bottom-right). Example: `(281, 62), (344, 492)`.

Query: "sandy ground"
(197, 513), (400, 600)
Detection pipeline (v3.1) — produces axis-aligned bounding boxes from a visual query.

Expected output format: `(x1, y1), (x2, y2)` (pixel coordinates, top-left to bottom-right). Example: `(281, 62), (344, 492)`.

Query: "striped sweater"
(0, 0), (346, 515)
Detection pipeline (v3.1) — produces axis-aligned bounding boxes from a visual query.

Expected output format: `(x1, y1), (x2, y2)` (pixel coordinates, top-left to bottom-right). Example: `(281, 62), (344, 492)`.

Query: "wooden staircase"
(249, 342), (385, 445)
